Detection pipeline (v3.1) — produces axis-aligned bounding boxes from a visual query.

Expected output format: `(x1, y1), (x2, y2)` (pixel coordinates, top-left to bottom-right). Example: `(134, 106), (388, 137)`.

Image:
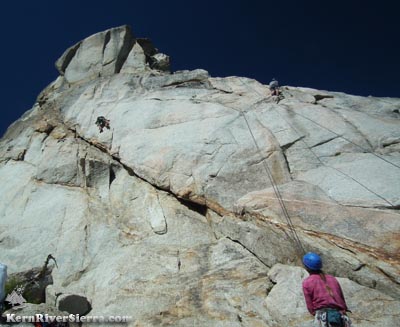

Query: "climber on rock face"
(302, 252), (352, 327)
(95, 116), (110, 133)
(269, 78), (279, 96)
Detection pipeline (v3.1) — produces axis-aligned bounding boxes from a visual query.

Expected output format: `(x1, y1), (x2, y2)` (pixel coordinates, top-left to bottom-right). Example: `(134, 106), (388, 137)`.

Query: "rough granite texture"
(1, 25), (399, 326)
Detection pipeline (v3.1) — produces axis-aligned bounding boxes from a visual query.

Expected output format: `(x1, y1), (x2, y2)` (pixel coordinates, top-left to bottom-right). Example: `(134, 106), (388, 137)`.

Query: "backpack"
(326, 309), (343, 326)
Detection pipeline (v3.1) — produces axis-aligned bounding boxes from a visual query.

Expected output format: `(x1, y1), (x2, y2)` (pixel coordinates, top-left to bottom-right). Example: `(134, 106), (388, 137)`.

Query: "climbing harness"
(315, 309), (352, 327)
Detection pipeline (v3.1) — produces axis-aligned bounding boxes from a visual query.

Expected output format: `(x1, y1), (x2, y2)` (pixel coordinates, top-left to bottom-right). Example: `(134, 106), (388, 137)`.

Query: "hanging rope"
(277, 104), (395, 207)
(240, 79), (400, 170)
(239, 109), (306, 257)
(238, 78), (397, 208)
(285, 108), (400, 170)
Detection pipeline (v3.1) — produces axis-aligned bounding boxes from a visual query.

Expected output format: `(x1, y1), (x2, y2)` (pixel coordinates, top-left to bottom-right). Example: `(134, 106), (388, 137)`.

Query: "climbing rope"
(241, 80), (400, 170)
(238, 78), (398, 208)
(277, 104), (395, 207)
(284, 108), (400, 170)
(238, 101), (306, 257)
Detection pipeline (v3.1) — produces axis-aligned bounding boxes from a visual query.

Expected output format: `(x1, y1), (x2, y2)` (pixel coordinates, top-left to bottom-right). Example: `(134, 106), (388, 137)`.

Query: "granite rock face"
(1, 26), (400, 326)
(55, 25), (170, 84)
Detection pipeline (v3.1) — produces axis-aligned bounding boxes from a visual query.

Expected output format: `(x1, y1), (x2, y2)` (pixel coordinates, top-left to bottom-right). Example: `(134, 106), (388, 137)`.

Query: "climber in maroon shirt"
(302, 252), (352, 327)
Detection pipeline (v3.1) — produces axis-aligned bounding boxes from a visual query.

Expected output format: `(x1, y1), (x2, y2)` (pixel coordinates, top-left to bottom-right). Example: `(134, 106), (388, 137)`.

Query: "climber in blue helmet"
(303, 252), (322, 270)
(302, 252), (353, 327)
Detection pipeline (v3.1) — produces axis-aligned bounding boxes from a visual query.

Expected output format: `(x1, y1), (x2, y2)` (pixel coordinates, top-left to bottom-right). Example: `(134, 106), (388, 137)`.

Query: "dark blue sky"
(1, 0), (399, 136)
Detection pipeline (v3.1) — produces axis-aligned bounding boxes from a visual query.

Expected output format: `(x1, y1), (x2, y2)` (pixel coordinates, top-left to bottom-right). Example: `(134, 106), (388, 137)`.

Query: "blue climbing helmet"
(303, 252), (322, 271)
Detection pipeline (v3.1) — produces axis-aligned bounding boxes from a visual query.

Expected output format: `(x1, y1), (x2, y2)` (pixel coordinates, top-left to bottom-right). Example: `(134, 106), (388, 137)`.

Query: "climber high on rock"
(269, 78), (279, 96)
(95, 116), (110, 133)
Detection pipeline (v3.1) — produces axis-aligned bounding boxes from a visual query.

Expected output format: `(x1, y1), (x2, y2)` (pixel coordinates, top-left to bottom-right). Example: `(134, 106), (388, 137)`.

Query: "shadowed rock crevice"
(382, 139), (400, 148)
(109, 164), (117, 186)
(316, 102), (375, 150)
(281, 150), (292, 175)
(281, 136), (306, 152)
(137, 38), (157, 57)
(1, 25), (400, 327)
(314, 94), (334, 102)
(177, 198), (208, 217)
(137, 38), (170, 72)
(66, 126), (222, 220)
(114, 27), (135, 73)
(162, 77), (211, 89)
(376, 267), (400, 286)
(280, 136), (306, 173)
(311, 136), (339, 148)
(55, 42), (81, 75)
(102, 30), (111, 57)
(226, 236), (271, 268)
